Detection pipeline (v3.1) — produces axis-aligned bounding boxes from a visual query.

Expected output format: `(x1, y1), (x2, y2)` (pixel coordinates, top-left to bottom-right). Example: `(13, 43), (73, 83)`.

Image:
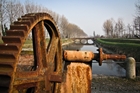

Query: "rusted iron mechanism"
(0, 13), (63, 93)
(62, 49), (126, 92)
(64, 48), (126, 66)
(0, 12), (126, 93)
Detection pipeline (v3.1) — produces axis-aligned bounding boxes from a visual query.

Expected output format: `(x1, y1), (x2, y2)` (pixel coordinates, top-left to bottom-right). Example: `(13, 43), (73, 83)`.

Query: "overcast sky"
(22, 0), (137, 36)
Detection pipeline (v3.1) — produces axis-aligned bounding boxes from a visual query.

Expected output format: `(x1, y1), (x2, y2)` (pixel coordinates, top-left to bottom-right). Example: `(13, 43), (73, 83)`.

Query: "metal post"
(126, 57), (136, 79)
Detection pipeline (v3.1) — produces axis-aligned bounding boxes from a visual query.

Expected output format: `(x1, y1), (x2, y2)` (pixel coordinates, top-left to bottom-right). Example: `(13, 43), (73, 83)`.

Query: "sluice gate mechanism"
(0, 13), (126, 93)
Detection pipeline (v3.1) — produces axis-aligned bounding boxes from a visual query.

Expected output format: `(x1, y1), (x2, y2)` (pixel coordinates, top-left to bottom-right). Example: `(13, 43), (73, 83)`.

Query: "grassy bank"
(0, 38), (3, 44)
(0, 38), (72, 48)
(96, 38), (140, 62)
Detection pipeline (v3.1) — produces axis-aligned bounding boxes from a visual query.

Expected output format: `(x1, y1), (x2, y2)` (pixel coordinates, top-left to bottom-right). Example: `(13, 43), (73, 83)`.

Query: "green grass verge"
(0, 38), (3, 44)
(0, 38), (72, 48)
(97, 38), (140, 48)
(61, 39), (73, 43)
(96, 38), (140, 61)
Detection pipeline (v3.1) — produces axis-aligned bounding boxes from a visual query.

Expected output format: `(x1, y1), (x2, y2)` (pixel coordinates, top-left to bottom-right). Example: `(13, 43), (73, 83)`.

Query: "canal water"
(63, 44), (126, 77)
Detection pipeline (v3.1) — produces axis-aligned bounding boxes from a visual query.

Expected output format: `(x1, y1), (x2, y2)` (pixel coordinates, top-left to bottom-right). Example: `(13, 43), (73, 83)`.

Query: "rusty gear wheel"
(0, 13), (62, 93)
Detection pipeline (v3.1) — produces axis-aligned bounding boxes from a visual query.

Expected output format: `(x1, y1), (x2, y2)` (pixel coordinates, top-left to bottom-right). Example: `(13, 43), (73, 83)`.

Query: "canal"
(63, 44), (126, 77)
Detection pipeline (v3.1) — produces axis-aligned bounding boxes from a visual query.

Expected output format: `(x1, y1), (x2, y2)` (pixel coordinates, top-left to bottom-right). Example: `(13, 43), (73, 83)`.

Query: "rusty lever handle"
(63, 48), (126, 66)
(104, 54), (126, 60)
(97, 48), (126, 66)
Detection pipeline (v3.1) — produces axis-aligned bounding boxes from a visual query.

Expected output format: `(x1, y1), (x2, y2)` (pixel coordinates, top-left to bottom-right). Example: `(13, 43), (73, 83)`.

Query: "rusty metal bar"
(49, 73), (62, 83)
(0, 12), (128, 93)
(62, 48), (126, 93)
(64, 48), (126, 66)
(64, 50), (94, 62)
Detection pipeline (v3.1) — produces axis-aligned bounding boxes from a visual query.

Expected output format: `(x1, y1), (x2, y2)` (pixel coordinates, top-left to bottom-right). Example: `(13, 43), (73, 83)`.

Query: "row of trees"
(0, 0), (87, 38)
(103, 0), (140, 38)
(103, 18), (126, 38)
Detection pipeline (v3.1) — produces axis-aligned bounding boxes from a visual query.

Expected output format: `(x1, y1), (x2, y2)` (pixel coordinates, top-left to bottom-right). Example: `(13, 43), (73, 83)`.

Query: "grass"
(0, 38), (3, 44)
(0, 38), (72, 48)
(97, 38), (140, 48)
(23, 39), (50, 48)
(61, 38), (73, 43)
(100, 38), (140, 43)
(96, 38), (140, 61)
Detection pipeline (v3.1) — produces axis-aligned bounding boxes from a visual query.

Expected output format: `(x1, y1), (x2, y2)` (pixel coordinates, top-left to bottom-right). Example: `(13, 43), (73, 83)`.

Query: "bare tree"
(0, 0), (8, 36)
(116, 18), (125, 37)
(50, 11), (62, 29)
(133, 0), (140, 35)
(67, 23), (87, 38)
(6, 0), (24, 24)
(41, 6), (49, 13)
(103, 18), (125, 38)
(0, 0), (87, 38)
(59, 15), (68, 38)
(114, 23), (119, 38)
(126, 24), (134, 38)
(103, 19), (113, 37)
(134, 16), (140, 35)
(24, 0), (39, 13)
(24, 0), (50, 13)
(135, 0), (140, 16)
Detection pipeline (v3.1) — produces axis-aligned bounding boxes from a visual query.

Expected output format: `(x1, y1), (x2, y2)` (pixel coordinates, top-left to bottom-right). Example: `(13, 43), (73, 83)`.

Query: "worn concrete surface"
(91, 75), (140, 93)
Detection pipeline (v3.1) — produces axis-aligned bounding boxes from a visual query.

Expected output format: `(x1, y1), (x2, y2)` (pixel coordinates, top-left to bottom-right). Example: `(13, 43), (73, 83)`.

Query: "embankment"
(95, 38), (140, 62)
(95, 38), (140, 75)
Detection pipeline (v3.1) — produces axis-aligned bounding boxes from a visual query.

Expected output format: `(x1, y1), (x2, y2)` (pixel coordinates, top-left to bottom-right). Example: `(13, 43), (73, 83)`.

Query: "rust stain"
(0, 13), (63, 93)
(0, 12), (127, 93)
(64, 50), (94, 62)
(61, 63), (92, 93)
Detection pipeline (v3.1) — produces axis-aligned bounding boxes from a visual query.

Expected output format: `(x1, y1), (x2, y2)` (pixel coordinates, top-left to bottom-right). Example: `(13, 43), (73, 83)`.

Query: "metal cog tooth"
(0, 13), (62, 93)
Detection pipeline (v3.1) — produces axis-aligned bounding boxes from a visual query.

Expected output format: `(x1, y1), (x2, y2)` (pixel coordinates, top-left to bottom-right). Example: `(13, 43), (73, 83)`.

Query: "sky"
(21, 0), (137, 36)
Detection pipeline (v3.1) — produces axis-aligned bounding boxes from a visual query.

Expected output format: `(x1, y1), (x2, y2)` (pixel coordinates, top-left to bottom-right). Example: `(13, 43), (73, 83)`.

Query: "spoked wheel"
(0, 13), (62, 93)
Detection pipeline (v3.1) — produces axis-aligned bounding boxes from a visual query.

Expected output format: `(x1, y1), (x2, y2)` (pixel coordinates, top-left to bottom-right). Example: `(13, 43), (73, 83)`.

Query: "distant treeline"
(0, 0), (87, 38)
(103, 0), (140, 38)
